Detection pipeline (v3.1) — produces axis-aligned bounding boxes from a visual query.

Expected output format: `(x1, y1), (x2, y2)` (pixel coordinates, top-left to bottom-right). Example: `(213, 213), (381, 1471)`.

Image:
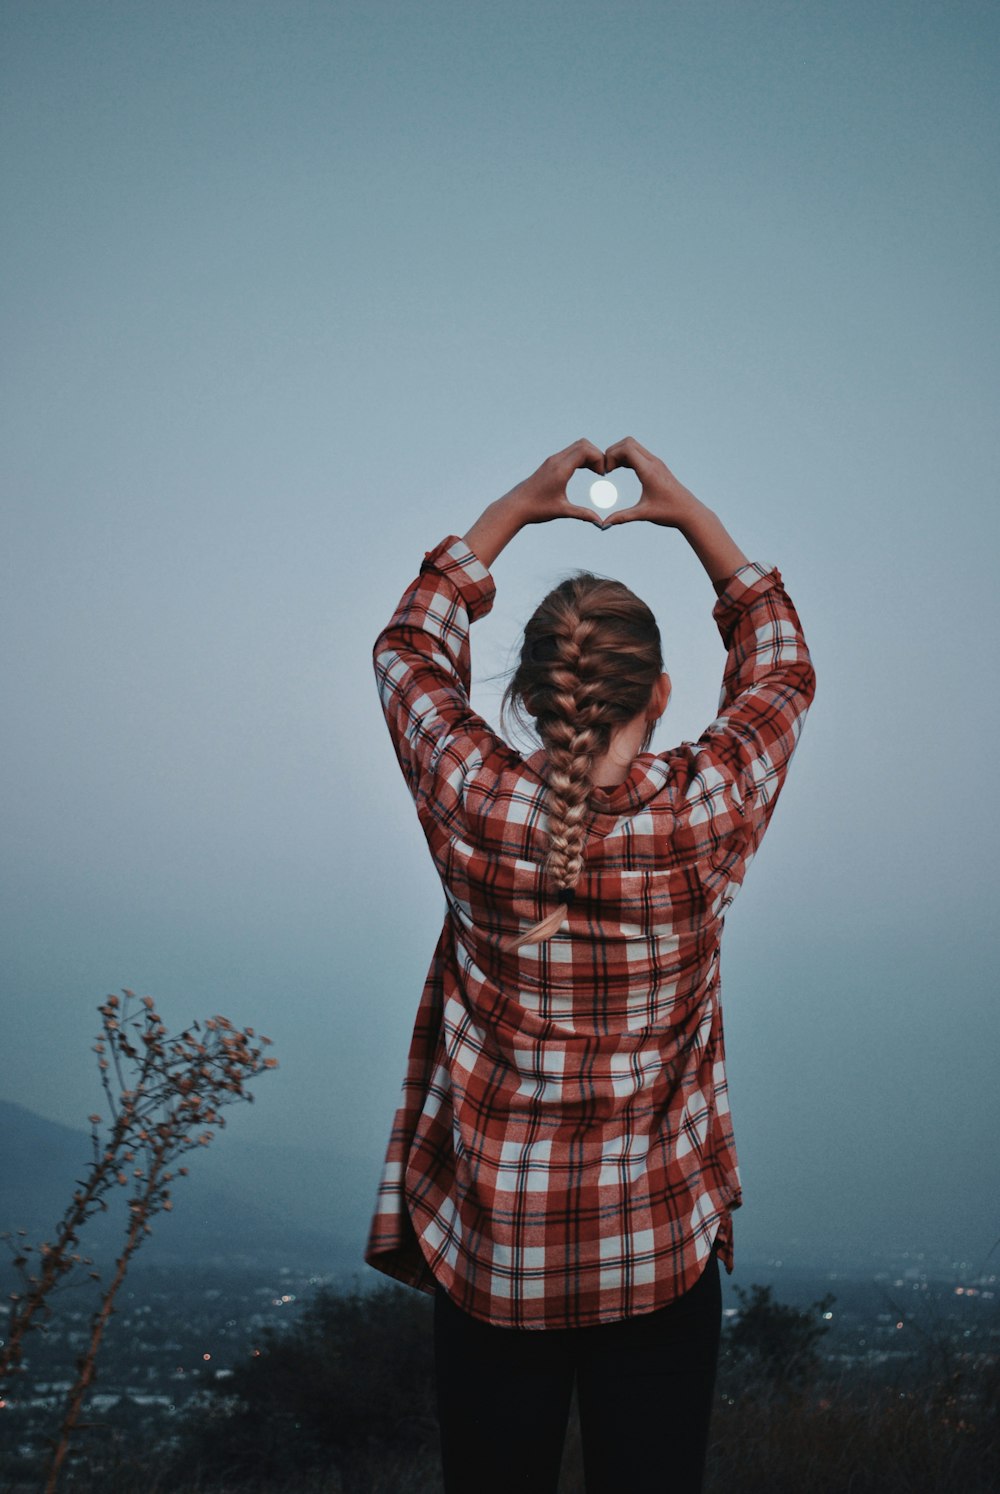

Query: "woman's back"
(366, 507), (815, 1329)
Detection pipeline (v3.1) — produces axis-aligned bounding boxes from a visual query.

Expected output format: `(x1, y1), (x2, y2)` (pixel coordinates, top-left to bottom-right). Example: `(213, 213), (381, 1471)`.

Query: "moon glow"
(589, 479), (618, 510)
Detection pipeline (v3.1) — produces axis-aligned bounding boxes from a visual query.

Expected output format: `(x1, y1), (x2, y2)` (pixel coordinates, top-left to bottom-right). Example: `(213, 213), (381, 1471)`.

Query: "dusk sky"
(3, 0), (998, 1270)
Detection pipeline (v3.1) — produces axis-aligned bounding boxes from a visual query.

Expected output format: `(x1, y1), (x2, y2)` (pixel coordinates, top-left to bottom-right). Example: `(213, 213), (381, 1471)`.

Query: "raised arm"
(462, 438), (606, 569)
(601, 436), (815, 857)
(701, 562), (816, 856)
(373, 535), (498, 814)
(376, 441), (606, 812)
(602, 436), (749, 589)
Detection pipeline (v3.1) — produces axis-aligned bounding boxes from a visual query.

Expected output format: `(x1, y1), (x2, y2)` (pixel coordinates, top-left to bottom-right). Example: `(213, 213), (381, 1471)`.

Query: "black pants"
(433, 1248), (722, 1494)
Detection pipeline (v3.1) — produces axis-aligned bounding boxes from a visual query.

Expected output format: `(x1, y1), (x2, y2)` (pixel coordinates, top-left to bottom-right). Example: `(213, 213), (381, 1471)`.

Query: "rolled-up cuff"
(420, 535), (497, 622)
(711, 561), (780, 626)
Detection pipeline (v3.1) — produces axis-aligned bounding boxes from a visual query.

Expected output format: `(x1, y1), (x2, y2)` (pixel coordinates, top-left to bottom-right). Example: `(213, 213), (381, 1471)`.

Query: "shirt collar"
(524, 748), (672, 815)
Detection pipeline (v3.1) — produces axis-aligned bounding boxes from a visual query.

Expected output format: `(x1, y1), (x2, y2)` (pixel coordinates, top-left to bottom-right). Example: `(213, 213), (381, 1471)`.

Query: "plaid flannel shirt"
(365, 535), (816, 1328)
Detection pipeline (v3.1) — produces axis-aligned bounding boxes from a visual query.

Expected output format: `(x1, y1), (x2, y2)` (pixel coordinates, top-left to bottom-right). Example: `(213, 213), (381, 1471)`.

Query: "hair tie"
(558, 887), (576, 906)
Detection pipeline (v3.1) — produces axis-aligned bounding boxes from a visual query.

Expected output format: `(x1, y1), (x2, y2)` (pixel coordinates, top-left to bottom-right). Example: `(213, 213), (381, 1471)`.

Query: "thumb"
(600, 501), (643, 528)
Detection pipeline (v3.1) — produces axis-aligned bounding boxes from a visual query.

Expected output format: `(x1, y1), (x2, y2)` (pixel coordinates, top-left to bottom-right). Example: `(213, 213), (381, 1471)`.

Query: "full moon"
(589, 479), (618, 510)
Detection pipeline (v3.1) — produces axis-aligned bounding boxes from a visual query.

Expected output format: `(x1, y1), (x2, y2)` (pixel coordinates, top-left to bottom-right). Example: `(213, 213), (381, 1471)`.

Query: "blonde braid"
(501, 573), (663, 952)
(541, 624), (604, 893)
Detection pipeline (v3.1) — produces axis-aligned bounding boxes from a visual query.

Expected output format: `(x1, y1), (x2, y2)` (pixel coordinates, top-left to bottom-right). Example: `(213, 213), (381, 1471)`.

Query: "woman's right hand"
(601, 437), (700, 529)
(604, 437), (749, 584)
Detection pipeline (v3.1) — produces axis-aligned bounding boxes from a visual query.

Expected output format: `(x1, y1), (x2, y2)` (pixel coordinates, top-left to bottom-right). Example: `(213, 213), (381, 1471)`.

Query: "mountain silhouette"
(0, 1098), (371, 1272)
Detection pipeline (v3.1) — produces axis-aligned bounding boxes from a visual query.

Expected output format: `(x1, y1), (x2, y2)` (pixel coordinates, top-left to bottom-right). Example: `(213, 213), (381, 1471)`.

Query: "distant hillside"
(0, 1098), (371, 1272)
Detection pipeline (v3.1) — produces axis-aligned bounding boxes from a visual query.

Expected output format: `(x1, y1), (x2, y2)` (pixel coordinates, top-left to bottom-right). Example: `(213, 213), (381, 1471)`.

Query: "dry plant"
(0, 988), (277, 1492)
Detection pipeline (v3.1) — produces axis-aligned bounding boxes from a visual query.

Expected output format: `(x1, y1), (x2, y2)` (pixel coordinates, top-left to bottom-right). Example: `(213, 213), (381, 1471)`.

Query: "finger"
(605, 437), (655, 475)
(559, 496), (605, 526)
(604, 437), (638, 472)
(600, 502), (644, 528)
(570, 438), (606, 476)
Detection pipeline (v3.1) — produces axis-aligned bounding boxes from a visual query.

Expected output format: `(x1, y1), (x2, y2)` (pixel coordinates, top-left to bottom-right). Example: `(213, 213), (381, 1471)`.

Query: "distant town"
(2, 1242), (997, 1473)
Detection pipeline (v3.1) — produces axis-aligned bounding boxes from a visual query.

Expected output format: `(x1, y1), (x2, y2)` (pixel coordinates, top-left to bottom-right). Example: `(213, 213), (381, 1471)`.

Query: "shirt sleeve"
(373, 535), (500, 818)
(673, 561), (817, 859)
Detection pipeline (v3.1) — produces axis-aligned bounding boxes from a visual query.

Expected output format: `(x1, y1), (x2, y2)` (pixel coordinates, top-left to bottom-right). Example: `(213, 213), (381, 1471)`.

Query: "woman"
(365, 437), (816, 1494)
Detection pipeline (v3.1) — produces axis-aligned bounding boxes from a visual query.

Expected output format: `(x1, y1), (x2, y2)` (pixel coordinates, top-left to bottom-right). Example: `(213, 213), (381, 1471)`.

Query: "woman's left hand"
(505, 439), (607, 526)
(463, 440), (607, 568)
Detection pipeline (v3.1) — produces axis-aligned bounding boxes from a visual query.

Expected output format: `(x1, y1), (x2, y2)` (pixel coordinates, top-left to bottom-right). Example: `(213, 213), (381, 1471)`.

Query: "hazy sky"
(3, 0), (998, 1269)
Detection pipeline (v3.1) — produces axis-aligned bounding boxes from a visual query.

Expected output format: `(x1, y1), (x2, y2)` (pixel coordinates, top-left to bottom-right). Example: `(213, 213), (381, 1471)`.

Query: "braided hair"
(501, 574), (663, 949)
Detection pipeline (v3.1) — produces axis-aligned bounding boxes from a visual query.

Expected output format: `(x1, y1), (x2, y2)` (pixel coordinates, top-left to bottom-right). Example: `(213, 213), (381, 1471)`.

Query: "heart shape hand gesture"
(514, 437), (698, 529)
(465, 437), (714, 568)
(466, 437), (743, 578)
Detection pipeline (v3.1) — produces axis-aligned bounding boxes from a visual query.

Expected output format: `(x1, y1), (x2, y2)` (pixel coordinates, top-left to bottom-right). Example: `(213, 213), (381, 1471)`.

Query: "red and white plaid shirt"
(365, 535), (816, 1328)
